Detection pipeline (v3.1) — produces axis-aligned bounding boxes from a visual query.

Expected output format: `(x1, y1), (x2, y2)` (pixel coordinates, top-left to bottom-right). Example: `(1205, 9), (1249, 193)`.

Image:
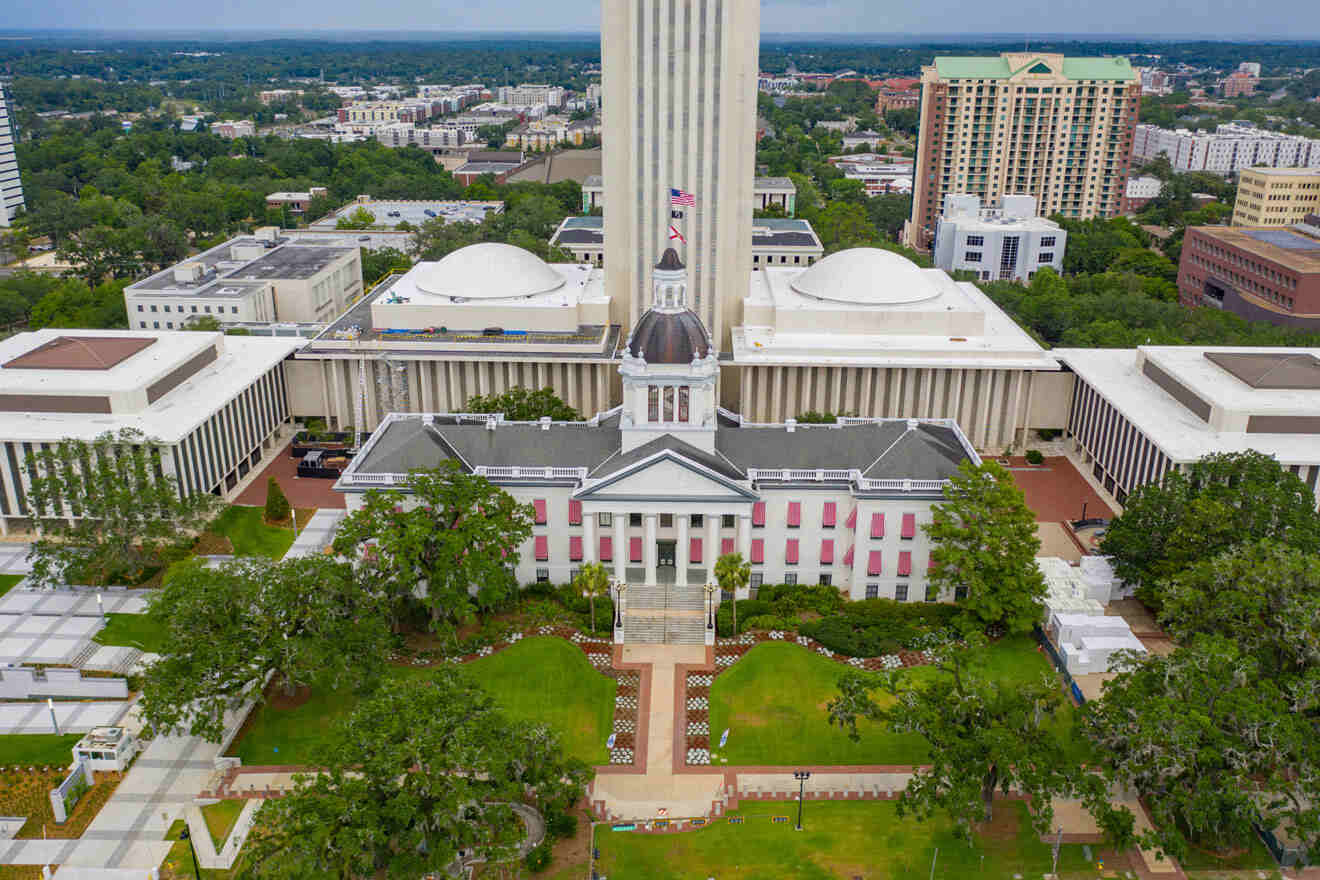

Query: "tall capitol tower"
(601, 0), (761, 350)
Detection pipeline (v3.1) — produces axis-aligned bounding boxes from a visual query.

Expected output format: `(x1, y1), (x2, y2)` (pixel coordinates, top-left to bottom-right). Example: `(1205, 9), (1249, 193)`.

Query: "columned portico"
(613, 514), (627, 582)
(675, 515), (689, 586)
(644, 513), (658, 585)
(706, 514), (719, 586)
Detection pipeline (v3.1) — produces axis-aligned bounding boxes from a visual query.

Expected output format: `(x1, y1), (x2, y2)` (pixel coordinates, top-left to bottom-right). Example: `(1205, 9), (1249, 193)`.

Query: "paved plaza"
(0, 588), (149, 666)
(0, 544), (33, 575)
(0, 699), (131, 735)
(283, 509), (347, 559)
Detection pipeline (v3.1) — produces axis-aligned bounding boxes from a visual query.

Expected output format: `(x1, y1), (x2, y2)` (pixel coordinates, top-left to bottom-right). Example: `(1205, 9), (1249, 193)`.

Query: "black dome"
(627, 309), (712, 364)
(656, 248), (685, 271)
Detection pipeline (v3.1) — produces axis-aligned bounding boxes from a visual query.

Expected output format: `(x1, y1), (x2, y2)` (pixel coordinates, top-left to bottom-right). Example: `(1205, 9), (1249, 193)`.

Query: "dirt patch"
(265, 681), (313, 711)
(973, 802), (1024, 840)
(191, 532), (234, 555)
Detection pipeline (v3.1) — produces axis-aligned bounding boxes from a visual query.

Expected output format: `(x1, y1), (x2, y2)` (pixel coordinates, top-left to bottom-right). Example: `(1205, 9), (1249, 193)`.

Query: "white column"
(644, 513), (658, 585)
(676, 515), (689, 587)
(584, 511), (596, 564)
(613, 514), (626, 582)
(738, 513), (752, 564)
(706, 513), (720, 585)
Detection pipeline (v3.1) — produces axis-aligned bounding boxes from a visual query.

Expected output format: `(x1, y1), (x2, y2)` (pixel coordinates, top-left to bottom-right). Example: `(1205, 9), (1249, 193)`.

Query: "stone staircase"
(664, 617), (707, 645)
(621, 582), (709, 645)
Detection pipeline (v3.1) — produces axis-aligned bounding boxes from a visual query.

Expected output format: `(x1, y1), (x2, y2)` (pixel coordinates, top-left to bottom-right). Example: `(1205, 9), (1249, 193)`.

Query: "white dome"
(413, 242), (566, 301)
(789, 248), (940, 306)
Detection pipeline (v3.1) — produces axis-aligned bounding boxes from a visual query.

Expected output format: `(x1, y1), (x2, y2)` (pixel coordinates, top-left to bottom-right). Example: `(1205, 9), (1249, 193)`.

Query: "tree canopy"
(464, 386), (581, 421)
(242, 668), (591, 879)
(925, 460), (1045, 634)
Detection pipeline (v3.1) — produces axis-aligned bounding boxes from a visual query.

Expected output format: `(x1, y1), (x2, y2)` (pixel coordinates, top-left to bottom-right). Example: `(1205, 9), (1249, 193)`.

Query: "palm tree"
(714, 552), (752, 637)
(575, 562), (611, 634)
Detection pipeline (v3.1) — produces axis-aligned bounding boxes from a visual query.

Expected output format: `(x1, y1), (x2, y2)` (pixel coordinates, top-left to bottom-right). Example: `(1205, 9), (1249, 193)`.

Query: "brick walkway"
(232, 442), (345, 510)
(1006, 456), (1116, 523)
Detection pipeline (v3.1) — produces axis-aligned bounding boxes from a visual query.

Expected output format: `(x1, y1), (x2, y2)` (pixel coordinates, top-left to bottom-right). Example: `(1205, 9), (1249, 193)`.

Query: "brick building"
(1178, 224), (1320, 330)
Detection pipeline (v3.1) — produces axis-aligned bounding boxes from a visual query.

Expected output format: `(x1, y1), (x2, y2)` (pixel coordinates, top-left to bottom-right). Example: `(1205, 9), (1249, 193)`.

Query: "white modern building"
(337, 250), (977, 608)
(732, 247), (1070, 449)
(932, 194), (1066, 283)
(1133, 123), (1320, 173)
(1058, 346), (1320, 506)
(550, 215), (823, 271)
(124, 229), (363, 328)
(601, 0), (761, 347)
(374, 123), (468, 152)
(0, 329), (302, 531)
(497, 84), (566, 108)
(0, 83), (24, 227)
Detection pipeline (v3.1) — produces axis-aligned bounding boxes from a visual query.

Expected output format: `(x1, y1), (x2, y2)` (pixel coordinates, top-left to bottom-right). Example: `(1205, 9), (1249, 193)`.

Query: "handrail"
(745, 467), (950, 492)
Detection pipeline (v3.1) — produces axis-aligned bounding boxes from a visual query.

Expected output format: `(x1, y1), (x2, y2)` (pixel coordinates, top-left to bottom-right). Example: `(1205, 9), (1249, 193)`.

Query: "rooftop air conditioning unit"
(173, 262), (205, 283)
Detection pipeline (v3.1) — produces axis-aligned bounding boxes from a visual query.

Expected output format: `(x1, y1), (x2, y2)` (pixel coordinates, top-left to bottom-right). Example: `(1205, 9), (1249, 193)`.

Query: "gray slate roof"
(589, 434), (745, 481)
(714, 421), (966, 481)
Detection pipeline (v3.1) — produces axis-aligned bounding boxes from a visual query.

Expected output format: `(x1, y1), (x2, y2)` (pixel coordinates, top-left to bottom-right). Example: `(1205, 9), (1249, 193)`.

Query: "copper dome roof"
(626, 309), (712, 364)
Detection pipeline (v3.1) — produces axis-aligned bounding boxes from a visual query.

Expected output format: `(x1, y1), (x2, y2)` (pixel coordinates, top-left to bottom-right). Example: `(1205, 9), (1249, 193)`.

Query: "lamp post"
(178, 827), (203, 880)
(703, 582), (717, 631)
(612, 580), (626, 628)
(793, 770), (811, 831)
(47, 698), (59, 735)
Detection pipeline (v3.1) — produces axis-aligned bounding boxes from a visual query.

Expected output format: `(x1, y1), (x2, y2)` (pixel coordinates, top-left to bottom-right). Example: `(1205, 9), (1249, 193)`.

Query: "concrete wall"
(0, 667), (129, 700)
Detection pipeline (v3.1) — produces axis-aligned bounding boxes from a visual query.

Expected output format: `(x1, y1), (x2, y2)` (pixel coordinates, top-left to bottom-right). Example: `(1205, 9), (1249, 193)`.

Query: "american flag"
(670, 187), (696, 207)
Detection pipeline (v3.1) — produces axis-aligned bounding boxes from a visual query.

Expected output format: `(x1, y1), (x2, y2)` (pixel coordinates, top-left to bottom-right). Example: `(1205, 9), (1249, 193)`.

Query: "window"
(569, 536), (583, 562)
(599, 536), (613, 561)
(153, 321), (160, 329)
(598, 512), (612, 527)
(752, 502), (766, 528)
(870, 513), (885, 539)
(750, 572), (763, 589)
(166, 322), (174, 329)
(722, 514), (735, 528)
(822, 501), (836, 528)
(663, 386), (675, 421)
(787, 501), (801, 528)
(139, 322), (147, 328)
(866, 584), (879, 599)
(690, 514), (704, 528)
(783, 573), (798, 586)
(570, 567), (581, 583)
(204, 306), (212, 313)
(191, 306), (197, 313)
(648, 386), (660, 422)
(164, 305), (171, 313)
(678, 386), (690, 423)
(926, 585), (939, 602)
(231, 306), (238, 314)
(1039, 252), (1054, 263)
(1040, 235), (1056, 247)
(895, 583), (909, 602)
(900, 513), (916, 540)
(660, 513), (673, 528)
(964, 251), (982, 263)
(150, 305), (158, 313)
(136, 304), (144, 312)
(867, 550), (883, 576)
(750, 538), (765, 564)
(954, 585), (969, 602)
(534, 536), (549, 561)
(568, 500), (582, 525)
(629, 513), (642, 527)
(818, 574), (831, 586)
(966, 235), (984, 246)
(785, 539), (799, 565)
(536, 567), (550, 584)
(533, 499), (547, 525)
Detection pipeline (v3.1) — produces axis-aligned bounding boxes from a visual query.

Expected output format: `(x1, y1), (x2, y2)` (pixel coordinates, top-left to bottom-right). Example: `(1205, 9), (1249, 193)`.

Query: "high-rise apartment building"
(906, 53), (1139, 250)
(1133, 123), (1320, 174)
(1233, 168), (1320, 227)
(0, 83), (24, 227)
(601, 0), (760, 348)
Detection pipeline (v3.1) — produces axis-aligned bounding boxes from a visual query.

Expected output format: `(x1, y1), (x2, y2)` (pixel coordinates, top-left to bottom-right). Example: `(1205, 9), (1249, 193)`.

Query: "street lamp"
(794, 770), (811, 831)
(612, 580), (626, 628)
(178, 827), (203, 880)
(703, 582), (717, 630)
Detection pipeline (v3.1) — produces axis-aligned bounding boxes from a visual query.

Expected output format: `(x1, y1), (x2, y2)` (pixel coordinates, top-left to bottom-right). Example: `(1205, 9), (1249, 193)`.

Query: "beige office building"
(601, 0), (761, 348)
(906, 53), (1140, 250)
(1233, 167), (1320, 227)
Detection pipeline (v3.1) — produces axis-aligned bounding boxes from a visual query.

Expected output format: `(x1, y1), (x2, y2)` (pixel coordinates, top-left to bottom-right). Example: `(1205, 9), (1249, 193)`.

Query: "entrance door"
(656, 540), (677, 568)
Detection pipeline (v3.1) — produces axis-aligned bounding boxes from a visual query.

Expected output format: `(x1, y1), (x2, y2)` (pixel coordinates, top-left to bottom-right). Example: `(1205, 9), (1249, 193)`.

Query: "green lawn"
(0, 574), (23, 599)
(202, 799), (245, 850)
(208, 506), (295, 559)
(0, 734), (81, 767)
(1176, 829), (1278, 871)
(709, 636), (1084, 766)
(228, 638), (616, 767)
(596, 800), (1102, 880)
(466, 636), (617, 766)
(94, 613), (170, 654)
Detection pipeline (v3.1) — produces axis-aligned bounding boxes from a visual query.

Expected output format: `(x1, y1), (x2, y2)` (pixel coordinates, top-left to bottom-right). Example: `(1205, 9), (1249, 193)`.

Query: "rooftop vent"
(173, 262), (205, 284)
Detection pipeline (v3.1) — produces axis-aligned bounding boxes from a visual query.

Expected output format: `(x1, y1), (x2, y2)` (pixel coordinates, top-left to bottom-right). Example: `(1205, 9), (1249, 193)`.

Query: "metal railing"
(473, 466), (588, 480)
(746, 468), (950, 493)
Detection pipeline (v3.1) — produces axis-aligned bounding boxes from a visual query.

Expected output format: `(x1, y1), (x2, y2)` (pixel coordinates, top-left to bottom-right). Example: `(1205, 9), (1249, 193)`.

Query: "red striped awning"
(785, 538), (799, 565)
(629, 537), (643, 563)
(901, 513), (916, 539)
(846, 507), (857, 529)
(534, 535), (549, 561)
(898, 550), (912, 577)
(867, 550), (883, 576)
(690, 537), (703, 564)
(599, 536), (613, 561)
(721, 537), (735, 556)
(533, 498), (547, 525)
(569, 536), (583, 561)
(822, 501), (836, 528)
(750, 538), (764, 564)
(843, 545), (854, 567)
(820, 539), (834, 565)
(787, 501), (801, 528)
(568, 500), (582, 525)
(870, 513), (885, 539)
(752, 502), (766, 527)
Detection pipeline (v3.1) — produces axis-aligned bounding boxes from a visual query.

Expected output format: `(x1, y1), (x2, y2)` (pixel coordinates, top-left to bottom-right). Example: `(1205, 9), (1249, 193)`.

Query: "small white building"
(73, 727), (139, 772)
(337, 249), (979, 606)
(933, 194), (1067, 283)
(124, 228), (363, 327)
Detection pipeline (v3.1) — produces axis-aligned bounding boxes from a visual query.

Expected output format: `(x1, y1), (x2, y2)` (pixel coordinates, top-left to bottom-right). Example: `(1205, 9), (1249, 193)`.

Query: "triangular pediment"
(576, 450), (756, 502)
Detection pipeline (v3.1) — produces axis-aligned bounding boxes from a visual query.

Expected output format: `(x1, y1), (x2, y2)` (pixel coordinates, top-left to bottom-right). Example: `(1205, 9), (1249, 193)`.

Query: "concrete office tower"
(0, 84), (24, 227)
(601, 0), (760, 349)
(906, 53), (1139, 251)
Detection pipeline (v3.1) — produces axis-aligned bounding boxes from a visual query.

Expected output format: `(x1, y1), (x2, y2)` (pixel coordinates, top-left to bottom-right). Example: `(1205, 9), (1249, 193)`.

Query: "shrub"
(524, 842), (552, 872)
(1036, 428), (1061, 441)
(1025, 448), (1045, 465)
(546, 809), (578, 840)
(264, 478), (291, 524)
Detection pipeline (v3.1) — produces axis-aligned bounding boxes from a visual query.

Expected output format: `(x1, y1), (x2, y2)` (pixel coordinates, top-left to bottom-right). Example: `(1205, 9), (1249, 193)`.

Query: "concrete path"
(0, 544), (33, 575)
(0, 700), (132, 735)
(590, 644), (725, 821)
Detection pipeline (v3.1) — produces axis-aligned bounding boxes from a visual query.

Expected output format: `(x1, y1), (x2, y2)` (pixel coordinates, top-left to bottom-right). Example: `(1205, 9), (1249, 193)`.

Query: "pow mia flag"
(671, 209), (685, 219)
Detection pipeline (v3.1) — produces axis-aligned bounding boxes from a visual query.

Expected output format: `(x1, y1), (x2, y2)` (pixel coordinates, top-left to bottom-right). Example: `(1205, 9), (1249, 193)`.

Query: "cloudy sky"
(6, 0), (1318, 37)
